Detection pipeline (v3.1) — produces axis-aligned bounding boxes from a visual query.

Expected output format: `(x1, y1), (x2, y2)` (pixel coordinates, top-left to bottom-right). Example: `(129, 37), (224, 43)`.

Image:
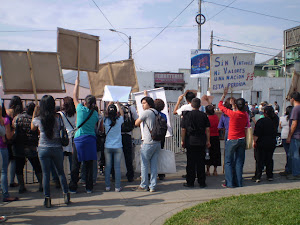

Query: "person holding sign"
(101, 102), (124, 192)
(218, 88), (248, 188)
(69, 77), (99, 194)
(133, 96), (161, 192)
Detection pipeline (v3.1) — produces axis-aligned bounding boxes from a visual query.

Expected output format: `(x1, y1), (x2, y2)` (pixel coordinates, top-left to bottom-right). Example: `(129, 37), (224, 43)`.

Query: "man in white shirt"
(173, 91), (197, 116)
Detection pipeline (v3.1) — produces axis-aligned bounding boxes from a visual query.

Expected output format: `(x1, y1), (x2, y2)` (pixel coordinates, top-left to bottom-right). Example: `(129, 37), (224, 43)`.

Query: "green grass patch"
(165, 189), (300, 225)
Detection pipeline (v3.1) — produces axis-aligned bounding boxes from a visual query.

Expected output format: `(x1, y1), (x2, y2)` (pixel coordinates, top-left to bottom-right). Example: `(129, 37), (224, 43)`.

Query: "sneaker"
(287, 174), (300, 180)
(251, 176), (257, 182)
(105, 187), (111, 192)
(64, 193), (71, 204)
(69, 190), (77, 194)
(3, 197), (19, 202)
(9, 183), (19, 188)
(183, 183), (194, 188)
(255, 179), (261, 183)
(221, 184), (234, 188)
(268, 177), (274, 181)
(199, 184), (207, 188)
(0, 216), (7, 223)
(86, 190), (92, 194)
(115, 187), (122, 192)
(149, 188), (156, 193)
(279, 171), (288, 176)
(132, 186), (147, 192)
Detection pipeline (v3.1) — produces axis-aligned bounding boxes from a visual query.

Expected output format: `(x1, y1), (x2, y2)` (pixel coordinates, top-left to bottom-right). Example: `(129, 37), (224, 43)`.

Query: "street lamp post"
(109, 29), (132, 59)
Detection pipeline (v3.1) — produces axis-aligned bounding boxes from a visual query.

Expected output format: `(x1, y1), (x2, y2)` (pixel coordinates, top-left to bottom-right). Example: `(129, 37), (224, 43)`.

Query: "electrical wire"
(213, 44), (281, 57)
(213, 36), (282, 51)
(90, 0), (128, 46)
(203, 0), (300, 24)
(0, 25), (197, 33)
(207, 0), (238, 22)
(100, 42), (126, 61)
(133, 0), (195, 56)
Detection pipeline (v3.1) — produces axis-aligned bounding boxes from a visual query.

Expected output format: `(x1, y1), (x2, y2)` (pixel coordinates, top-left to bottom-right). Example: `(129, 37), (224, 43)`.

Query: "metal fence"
(164, 102), (182, 153)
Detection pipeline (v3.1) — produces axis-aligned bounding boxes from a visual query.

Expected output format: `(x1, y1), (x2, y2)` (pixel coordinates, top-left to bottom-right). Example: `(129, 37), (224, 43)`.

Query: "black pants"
(254, 145), (275, 179)
(122, 134), (134, 180)
(69, 144), (93, 191)
(186, 145), (206, 185)
(15, 155), (42, 175)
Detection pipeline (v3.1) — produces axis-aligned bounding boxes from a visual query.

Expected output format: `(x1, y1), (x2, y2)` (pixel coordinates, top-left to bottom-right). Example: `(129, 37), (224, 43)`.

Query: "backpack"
(121, 105), (135, 132)
(146, 109), (167, 141)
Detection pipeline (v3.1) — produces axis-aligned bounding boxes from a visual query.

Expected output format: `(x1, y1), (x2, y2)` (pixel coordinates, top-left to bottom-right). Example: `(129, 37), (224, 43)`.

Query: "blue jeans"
(225, 139), (246, 187)
(282, 139), (291, 173)
(140, 142), (161, 190)
(38, 147), (69, 197)
(9, 159), (16, 184)
(0, 148), (9, 198)
(104, 148), (122, 189)
(289, 138), (300, 176)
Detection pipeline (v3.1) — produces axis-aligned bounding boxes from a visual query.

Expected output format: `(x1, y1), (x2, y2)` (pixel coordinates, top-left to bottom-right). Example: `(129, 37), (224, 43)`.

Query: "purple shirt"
(290, 105), (300, 140)
(218, 114), (230, 131)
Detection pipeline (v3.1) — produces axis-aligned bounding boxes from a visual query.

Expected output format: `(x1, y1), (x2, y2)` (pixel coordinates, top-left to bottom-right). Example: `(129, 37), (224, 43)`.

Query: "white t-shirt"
(176, 104), (193, 116)
(280, 115), (289, 139)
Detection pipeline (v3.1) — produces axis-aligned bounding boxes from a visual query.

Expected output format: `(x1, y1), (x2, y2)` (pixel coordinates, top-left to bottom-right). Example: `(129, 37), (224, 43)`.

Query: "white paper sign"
(133, 87), (172, 137)
(102, 85), (131, 102)
(210, 53), (255, 93)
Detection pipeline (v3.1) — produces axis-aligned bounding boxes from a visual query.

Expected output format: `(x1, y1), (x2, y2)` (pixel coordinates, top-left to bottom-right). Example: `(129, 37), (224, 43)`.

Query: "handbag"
(58, 114), (69, 147)
(245, 127), (253, 150)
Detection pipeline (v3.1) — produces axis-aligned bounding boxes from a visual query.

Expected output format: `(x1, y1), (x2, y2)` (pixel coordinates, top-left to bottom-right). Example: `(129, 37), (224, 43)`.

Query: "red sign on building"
(154, 72), (184, 84)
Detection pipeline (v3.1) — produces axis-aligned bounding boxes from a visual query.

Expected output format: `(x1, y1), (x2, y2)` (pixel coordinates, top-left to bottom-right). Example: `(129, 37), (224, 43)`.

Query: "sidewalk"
(1, 147), (300, 225)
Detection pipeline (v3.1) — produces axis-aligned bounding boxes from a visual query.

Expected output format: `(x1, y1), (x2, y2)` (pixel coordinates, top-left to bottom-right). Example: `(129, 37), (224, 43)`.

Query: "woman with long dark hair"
(102, 102), (124, 192)
(252, 106), (279, 182)
(7, 96), (23, 187)
(279, 106), (293, 176)
(69, 78), (99, 194)
(59, 96), (76, 173)
(31, 95), (70, 207)
(0, 104), (18, 202)
(13, 102), (43, 194)
(205, 105), (221, 176)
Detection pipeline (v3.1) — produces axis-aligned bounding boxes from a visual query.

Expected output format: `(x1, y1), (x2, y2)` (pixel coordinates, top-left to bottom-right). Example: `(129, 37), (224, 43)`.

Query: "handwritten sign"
(210, 53), (255, 93)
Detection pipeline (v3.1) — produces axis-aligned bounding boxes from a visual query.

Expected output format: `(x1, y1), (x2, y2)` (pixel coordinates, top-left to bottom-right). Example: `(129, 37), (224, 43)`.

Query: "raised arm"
(73, 76), (80, 108)
(173, 93), (184, 115)
(31, 105), (39, 131)
(117, 102), (124, 117)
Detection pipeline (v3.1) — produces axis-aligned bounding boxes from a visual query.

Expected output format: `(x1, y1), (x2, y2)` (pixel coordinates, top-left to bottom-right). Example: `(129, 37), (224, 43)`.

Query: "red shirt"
(208, 114), (219, 137)
(218, 101), (248, 140)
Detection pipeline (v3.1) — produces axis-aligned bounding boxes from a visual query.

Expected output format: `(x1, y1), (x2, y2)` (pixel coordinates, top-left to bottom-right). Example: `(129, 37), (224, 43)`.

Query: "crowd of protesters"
(0, 81), (299, 223)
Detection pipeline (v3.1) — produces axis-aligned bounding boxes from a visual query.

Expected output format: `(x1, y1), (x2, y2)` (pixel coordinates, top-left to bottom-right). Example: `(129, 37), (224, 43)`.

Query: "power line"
(100, 42), (126, 61)
(203, 0), (300, 24)
(133, 0), (195, 56)
(0, 25), (197, 33)
(207, 0), (238, 22)
(213, 44), (280, 57)
(90, 0), (128, 46)
(213, 36), (282, 51)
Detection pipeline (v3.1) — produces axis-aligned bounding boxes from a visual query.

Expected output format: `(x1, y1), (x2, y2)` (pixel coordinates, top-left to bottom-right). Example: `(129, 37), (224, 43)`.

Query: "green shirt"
(74, 103), (99, 138)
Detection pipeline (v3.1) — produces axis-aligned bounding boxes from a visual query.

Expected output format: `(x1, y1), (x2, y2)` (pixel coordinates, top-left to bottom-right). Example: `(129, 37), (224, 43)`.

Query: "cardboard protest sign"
(133, 87), (172, 137)
(210, 53), (255, 93)
(0, 50), (65, 94)
(88, 59), (139, 97)
(191, 49), (210, 78)
(102, 85), (131, 102)
(57, 27), (99, 72)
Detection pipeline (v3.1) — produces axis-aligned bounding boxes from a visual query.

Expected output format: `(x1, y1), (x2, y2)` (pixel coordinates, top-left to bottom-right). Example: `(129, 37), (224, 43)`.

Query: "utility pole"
(198, 0), (202, 94)
(198, 0), (201, 49)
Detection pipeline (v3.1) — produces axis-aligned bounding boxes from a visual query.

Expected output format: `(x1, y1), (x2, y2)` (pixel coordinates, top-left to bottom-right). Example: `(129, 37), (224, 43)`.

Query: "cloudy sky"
(0, 0), (299, 73)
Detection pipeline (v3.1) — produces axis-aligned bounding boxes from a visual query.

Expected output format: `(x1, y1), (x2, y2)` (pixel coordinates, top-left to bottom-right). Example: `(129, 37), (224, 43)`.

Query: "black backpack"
(121, 104), (135, 132)
(146, 109), (167, 141)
